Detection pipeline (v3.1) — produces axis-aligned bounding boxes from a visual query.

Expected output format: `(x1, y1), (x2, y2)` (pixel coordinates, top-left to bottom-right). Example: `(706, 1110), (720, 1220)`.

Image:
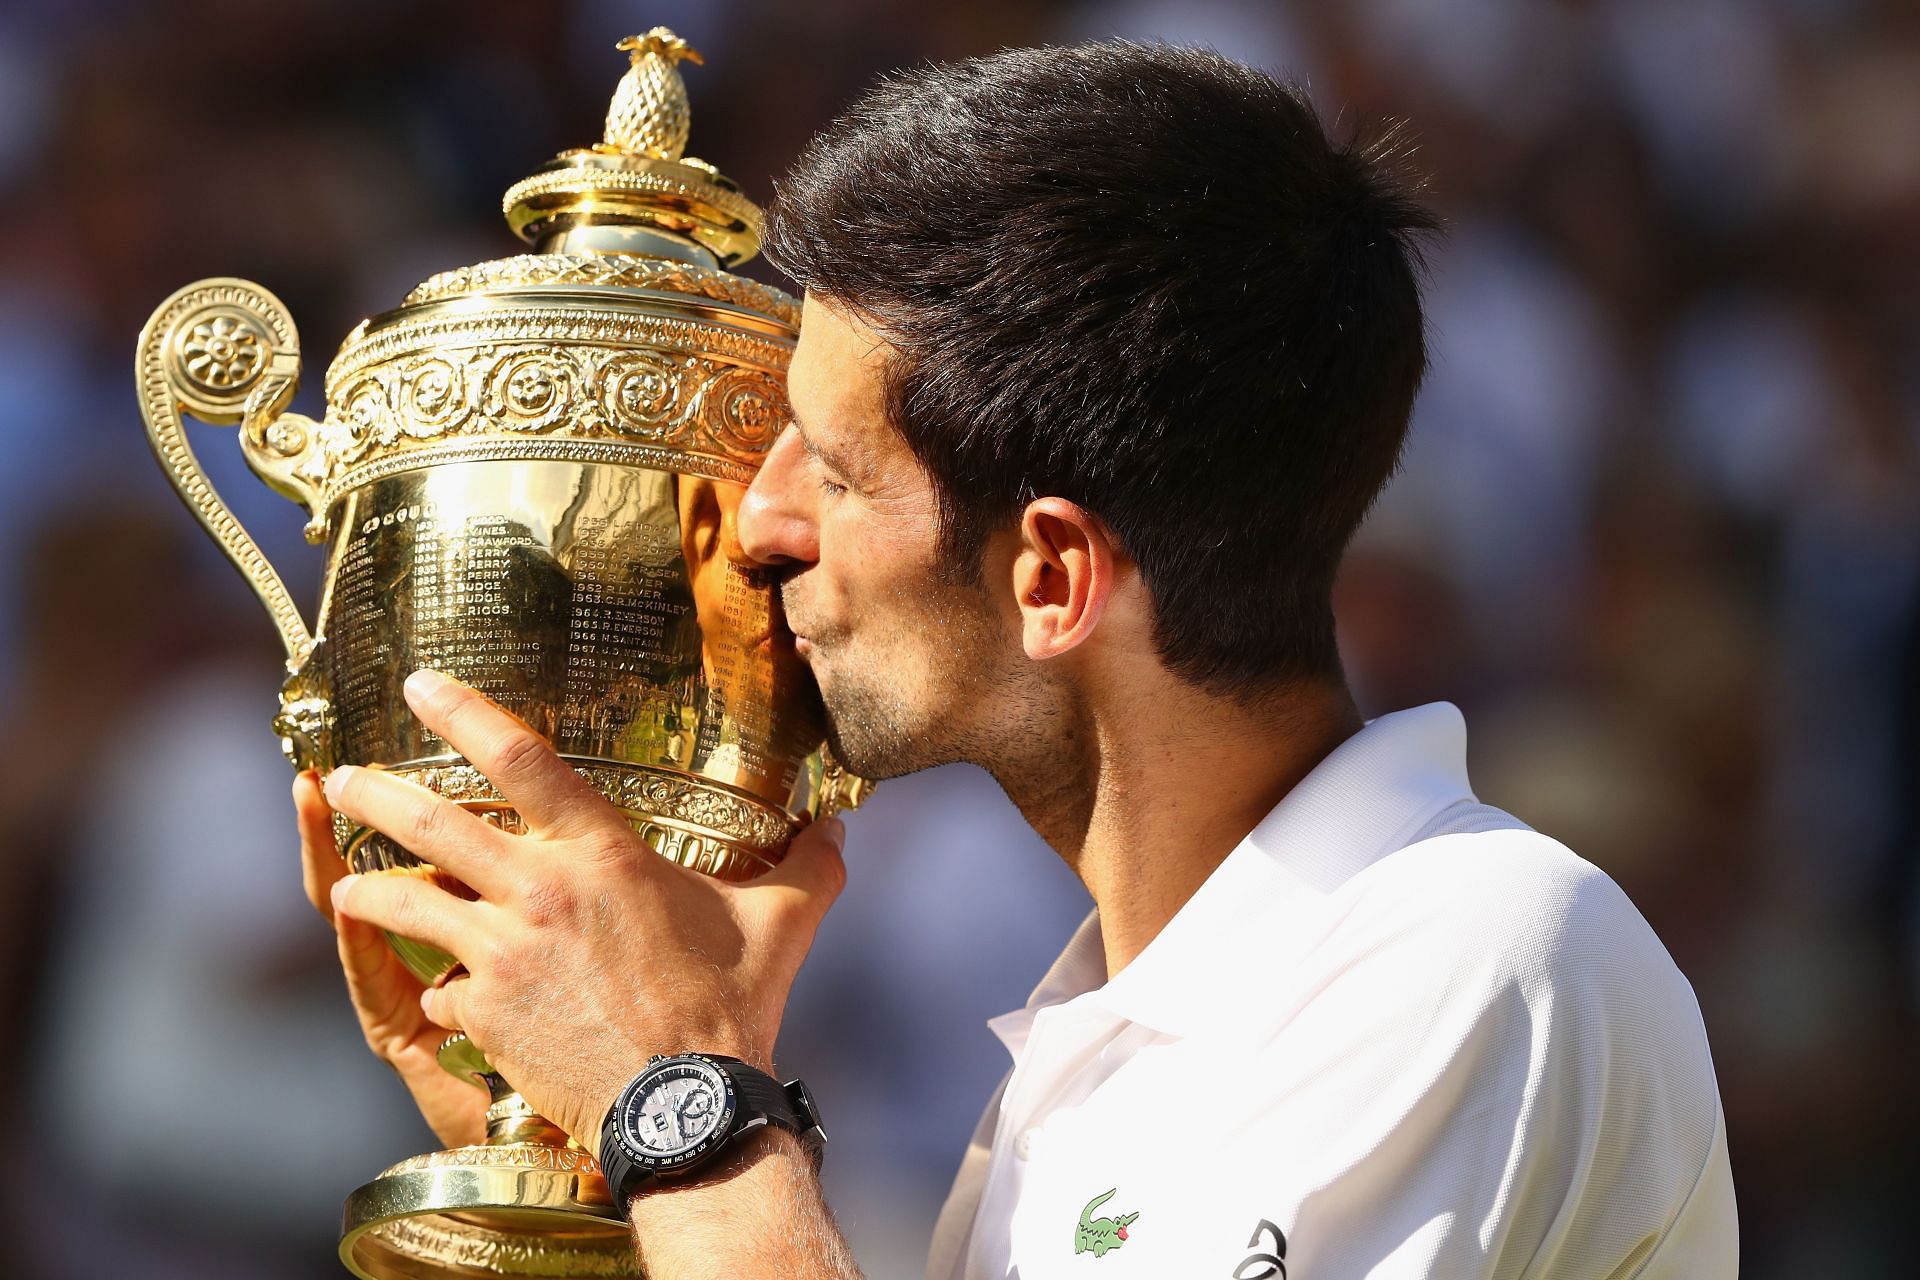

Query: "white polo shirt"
(926, 703), (1736, 1279)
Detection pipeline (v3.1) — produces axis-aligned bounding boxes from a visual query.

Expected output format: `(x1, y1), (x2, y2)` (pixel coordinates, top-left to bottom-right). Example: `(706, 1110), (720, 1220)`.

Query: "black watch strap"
(703, 1055), (827, 1155)
(600, 1134), (643, 1211)
(599, 1055), (827, 1214)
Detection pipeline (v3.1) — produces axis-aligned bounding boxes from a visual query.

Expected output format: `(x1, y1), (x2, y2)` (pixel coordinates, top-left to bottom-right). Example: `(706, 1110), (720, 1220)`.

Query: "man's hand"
(295, 769), (489, 1148)
(319, 668), (849, 1148)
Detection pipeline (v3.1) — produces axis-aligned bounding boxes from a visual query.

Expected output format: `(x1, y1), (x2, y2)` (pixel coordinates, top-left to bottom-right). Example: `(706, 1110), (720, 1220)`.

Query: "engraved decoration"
(703, 364), (784, 455)
(137, 278), (317, 664)
(488, 350), (576, 432)
(600, 351), (685, 438)
(398, 355), (471, 434)
(337, 761), (795, 905)
(273, 651), (336, 772)
(607, 28), (702, 160)
(178, 309), (267, 394)
(364, 1215), (637, 1279)
(384, 1145), (604, 1177)
(308, 335), (791, 502)
(403, 253), (800, 325)
(404, 760), (795, 849)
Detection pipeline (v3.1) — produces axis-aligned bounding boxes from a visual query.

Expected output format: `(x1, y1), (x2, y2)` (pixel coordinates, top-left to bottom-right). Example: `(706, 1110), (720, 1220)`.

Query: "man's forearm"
(625, 1130), (863, 1278)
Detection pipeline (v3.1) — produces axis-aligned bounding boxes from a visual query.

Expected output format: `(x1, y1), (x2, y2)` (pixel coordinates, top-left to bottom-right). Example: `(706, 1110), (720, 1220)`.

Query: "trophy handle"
(135, 278), (328, 668)
(813, 749), (873, 818)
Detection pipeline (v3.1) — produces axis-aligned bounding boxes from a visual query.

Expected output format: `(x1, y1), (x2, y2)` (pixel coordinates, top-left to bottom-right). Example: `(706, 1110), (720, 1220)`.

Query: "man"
(296, 41), (1736, 1278)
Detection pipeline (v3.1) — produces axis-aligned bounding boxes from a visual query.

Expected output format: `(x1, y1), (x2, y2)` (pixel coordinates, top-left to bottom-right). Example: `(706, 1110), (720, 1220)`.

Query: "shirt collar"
(1001, 702), (1481, 1042)
(987, 909), (1106, 1057)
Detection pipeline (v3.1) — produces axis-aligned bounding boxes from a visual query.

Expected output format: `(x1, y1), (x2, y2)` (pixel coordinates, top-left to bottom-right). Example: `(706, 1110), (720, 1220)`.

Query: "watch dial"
(622, 1060), (727, 1157)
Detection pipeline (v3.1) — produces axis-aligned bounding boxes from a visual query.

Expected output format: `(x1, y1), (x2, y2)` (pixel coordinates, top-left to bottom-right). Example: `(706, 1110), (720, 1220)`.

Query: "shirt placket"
(970, 1000), (1133, 1280)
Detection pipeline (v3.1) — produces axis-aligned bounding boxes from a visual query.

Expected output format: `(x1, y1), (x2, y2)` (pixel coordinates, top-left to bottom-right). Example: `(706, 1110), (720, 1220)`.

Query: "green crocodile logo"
(1074, 1188), (1140, 1258)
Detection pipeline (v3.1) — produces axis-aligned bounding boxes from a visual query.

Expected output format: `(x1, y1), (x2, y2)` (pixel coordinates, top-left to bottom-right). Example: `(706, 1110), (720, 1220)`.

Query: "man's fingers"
(335, 911), (430, 1043)
(742, 816), (848, 936)
(325, 765), (515, 898)
(295, 770), (344, 923)
(403, 669), (610, 840)
(419, 972), (473, 1036)
(331, 870), (483, 962)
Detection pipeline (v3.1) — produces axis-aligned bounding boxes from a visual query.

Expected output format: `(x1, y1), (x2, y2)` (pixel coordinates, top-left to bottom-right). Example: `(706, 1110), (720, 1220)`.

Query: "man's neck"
(997, 675), (1363, 979)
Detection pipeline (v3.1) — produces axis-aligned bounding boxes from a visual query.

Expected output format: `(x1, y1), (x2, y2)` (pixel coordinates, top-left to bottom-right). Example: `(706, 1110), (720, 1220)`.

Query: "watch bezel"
(608, 1053), (740, 1174)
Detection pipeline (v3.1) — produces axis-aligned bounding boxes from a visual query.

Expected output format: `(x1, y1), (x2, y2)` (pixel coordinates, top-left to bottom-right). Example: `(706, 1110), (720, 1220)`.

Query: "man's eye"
(818, 476), (848, 497)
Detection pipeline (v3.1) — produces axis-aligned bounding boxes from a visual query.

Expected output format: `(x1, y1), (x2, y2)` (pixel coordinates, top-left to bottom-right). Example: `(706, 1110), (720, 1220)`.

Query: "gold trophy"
(134, 29), (861, 1280)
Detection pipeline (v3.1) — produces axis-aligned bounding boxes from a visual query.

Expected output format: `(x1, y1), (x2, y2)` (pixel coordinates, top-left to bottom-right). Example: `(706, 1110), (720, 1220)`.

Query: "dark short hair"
(764, 41), (1436, 696)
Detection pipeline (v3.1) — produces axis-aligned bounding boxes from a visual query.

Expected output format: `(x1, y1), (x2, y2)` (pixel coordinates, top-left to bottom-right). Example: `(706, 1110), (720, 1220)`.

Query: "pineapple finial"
(604, 28), (706, 161)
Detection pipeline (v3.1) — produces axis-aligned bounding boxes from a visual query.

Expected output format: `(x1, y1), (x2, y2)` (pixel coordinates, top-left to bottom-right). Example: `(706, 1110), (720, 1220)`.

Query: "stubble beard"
(817, 672), (939, 781)
(818, 626), (1094, 854)
(786, 549), (1092, 828)
(804, 578), (1017, 782)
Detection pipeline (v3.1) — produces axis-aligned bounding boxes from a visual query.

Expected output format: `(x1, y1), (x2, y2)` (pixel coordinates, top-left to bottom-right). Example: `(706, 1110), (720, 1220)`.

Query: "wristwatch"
(598, 1053), (826, 1209)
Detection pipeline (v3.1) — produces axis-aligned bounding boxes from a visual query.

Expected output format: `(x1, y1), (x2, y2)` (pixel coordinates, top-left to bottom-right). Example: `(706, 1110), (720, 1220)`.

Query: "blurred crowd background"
(1, 0), (1915, 1275)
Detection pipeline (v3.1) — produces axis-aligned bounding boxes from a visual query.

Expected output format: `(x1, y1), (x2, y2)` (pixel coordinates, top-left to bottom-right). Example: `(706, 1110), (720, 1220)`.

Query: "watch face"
(619, 1057), (732, 1162)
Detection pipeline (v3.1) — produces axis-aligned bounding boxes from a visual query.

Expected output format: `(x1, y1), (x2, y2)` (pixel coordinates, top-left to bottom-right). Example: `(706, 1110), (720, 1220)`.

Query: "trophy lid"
(258, 29), (799, 534)
(502, 28), (762, 267)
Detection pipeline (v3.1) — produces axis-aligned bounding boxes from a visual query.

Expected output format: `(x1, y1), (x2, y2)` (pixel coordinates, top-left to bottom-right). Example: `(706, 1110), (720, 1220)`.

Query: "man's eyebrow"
(791, 413), (858, 478)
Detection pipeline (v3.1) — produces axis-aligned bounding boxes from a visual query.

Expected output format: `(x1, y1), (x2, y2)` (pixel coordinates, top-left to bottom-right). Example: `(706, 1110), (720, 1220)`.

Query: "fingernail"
(330, 874), (359, 911)
(322, 766), (355, 804)
(405, 668), (451, 706)
(822, 816), (846, 849)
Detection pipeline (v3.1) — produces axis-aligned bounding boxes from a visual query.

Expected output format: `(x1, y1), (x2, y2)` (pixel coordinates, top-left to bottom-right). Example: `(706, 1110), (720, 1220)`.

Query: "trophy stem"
(339, 1032), (633, 1279)
(482, 1073), (576, 1148)
(440, 1031), (582, 1149)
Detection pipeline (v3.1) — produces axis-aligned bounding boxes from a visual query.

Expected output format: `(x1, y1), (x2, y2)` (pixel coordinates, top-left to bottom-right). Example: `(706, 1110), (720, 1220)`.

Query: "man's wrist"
(622, 1123), (804, 1216)
(599, 1051), (823, 1211)
(621, 1128), (854, 1278)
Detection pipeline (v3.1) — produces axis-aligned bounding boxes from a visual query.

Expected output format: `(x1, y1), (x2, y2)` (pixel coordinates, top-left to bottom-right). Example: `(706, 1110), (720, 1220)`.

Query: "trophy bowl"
(133, 29), (863, 1280)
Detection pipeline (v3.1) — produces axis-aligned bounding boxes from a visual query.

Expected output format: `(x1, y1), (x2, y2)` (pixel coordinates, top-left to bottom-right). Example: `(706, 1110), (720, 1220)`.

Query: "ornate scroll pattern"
(329, 306), (791, 385)
(365, 1214), (635, 1277)
(303, 340), (787, 506)
(703, 364), (784, 455)
(327, 437), (757, 507)
(336, 760), (793, 889)
(382, 1145), (604, 1177)
(180, 311), (267, 390)
(600, 350), (682, 436)
(402, 760), (794, 848)
(405, 253), (798, 326)
(136, 278), (317, 665)
(488, 349), (578, 433)
(501, 163), (760, 236)
(273, 649), (335, 772)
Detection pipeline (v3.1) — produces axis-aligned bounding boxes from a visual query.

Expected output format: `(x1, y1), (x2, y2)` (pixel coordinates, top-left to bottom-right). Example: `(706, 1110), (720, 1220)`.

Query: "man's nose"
(738, 424), (820, 568)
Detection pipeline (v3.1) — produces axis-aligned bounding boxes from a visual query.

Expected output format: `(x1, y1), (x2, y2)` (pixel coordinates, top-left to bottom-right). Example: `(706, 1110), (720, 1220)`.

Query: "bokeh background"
(2, 0), (1915, 1275)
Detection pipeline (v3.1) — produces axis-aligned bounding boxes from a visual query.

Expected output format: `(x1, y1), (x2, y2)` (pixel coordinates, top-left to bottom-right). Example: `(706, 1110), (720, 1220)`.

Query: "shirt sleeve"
(1627, 1100), (1737, 1280)
(1248, 829), (1737, 1280)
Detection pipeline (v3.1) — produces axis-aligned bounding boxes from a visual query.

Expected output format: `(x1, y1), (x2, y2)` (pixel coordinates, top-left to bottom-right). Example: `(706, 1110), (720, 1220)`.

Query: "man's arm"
(624, 1130), (861, 1278)
(312, 668), (863, 1270)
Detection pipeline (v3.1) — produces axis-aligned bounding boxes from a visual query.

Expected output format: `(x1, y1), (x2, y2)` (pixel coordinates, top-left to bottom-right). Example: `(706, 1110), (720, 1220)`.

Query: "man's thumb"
(748, 816), (848, 928)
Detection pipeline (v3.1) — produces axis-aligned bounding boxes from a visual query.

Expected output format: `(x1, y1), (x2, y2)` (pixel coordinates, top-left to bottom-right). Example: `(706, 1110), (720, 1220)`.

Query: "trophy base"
(339, 1143), (640, 1279)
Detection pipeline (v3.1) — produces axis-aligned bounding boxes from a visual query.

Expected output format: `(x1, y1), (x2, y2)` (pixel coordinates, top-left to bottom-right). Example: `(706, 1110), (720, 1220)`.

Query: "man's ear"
(1012, 498), (1118, 661)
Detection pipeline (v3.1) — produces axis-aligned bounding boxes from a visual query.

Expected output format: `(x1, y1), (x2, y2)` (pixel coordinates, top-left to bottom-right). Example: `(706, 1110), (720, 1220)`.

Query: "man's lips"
(777, 584), (824, 658)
